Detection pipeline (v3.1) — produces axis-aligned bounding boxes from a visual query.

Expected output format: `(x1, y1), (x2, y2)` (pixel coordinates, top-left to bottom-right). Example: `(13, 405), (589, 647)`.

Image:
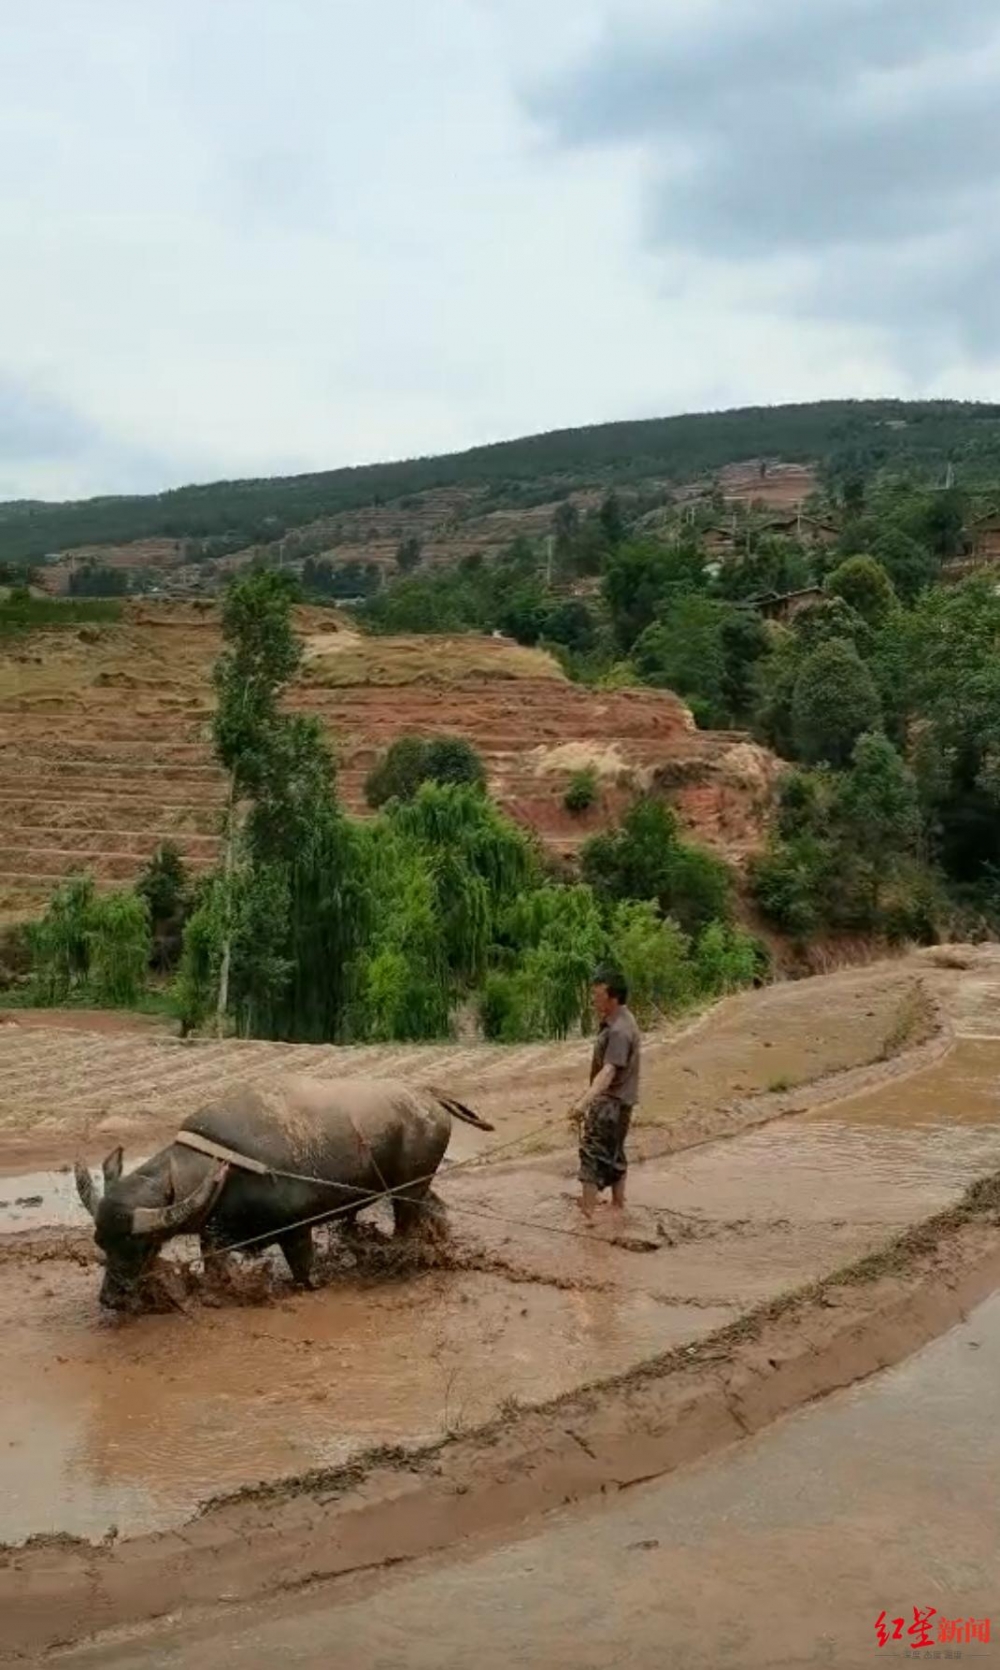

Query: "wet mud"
(0, 1251), (732, 1545)
(2, 952), (1000, 1599)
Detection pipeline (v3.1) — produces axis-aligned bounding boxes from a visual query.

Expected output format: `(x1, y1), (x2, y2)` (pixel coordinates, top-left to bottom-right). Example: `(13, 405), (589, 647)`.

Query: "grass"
(0, 982), (177, 1020)
(0, 596), (123, 637)
(302, 632), (565, 689)
(879, 981), (934, 1061)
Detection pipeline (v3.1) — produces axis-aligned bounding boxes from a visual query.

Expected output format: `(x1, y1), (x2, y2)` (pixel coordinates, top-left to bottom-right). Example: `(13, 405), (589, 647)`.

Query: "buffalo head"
(74, 1145), (223, 1309)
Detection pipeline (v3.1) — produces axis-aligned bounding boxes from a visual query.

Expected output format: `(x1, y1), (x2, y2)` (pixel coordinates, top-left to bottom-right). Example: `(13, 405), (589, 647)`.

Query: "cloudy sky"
(2, 0), (998, 501)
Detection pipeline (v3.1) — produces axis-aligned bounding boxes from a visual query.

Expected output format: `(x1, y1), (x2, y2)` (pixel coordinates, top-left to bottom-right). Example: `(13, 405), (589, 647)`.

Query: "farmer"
(571, 971), (641, 1218)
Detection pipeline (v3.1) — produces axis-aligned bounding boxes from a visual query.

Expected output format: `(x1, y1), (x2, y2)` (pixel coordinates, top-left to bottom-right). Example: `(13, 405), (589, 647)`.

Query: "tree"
(136, 842), (189, 928)
(602, 539), (705, 654)
(136, 842), (191, 972)
(552, 501), (580, 571)
(497, 584), (547, 645)
(541, 598), (598, 655)
(27, 876), (96, 1004)
(423, 737), (487, 792)
(396, 534), (423, 573)
(392, 783), (536, 987)
(666, 842), (734, 936)
(920, 488), (966, 559)
(791, 639), (882, 767)
(842, 476), (866, 516)
(826, 556), (896, 627)
(634, 601), (757, 731)
(793, 596), (870, 653)
(714, 535), (811, 603)
(581, 796), (733, 936)
(871, 527), (938, 602)
(831, 733), (921, 917)
(834, 733), (921, 864)
(694, 920), (760, 994)
(720, 608), (771, 720)
(192, 570), (365, 1042)
(365, 736), (430, 808)
(895, 579), (1000, 883)
(483, 884), (606, 1040)
(212, 571), (303, 794)
(751, 740), (931, 941)
(633, 595), (732, 727)
(598, 489), (626, 547)
(68, 564), (129, 597)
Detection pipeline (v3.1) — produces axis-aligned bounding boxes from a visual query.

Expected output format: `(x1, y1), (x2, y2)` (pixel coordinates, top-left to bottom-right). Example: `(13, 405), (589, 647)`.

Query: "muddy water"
(4, 1035), (1000, 1549)
(0, 1162), (108, 1236)
(0, 1261), (732, 1546)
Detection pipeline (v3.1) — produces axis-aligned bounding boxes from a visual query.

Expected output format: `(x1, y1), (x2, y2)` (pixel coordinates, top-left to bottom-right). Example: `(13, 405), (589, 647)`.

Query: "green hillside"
(4, 399), (1000, 566)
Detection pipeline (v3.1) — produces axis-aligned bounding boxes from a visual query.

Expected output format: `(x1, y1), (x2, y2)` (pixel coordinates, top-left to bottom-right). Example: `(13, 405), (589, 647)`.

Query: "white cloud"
(0, 0), (996, 500)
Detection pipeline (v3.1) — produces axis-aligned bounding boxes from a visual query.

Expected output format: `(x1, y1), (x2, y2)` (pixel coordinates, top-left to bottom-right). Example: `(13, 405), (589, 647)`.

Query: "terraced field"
(0, 603), (779, 920)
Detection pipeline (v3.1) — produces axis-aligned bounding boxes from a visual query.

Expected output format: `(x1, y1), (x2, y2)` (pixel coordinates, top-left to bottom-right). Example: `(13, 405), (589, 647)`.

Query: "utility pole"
(545, 535), (554, 587)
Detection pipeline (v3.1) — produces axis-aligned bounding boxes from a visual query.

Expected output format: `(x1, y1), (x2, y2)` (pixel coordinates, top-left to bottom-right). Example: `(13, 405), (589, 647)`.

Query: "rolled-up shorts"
(578, 1096), (633, 1191)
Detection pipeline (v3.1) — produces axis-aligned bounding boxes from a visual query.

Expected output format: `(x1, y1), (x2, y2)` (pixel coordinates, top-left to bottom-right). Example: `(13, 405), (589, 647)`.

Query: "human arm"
(570, 1062), (615, 1120)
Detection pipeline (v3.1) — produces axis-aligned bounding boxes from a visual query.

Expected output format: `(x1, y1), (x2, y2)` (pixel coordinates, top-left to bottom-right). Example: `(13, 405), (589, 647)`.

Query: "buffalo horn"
(131, 1164), (225, 1237)
(74, 1161), (99, 1221)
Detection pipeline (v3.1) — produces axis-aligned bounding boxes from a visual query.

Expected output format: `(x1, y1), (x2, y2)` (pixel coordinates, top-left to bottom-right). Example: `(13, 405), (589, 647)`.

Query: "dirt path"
(1, 947), (997, 1661)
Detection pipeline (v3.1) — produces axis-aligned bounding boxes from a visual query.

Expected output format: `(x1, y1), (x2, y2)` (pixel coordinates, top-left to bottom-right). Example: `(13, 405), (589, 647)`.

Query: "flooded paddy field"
(3, 949), (1000, 1660)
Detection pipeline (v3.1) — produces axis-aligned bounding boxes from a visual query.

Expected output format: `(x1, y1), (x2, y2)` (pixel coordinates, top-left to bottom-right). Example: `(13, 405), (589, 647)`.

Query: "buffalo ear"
(102, 1146), (124, 1184)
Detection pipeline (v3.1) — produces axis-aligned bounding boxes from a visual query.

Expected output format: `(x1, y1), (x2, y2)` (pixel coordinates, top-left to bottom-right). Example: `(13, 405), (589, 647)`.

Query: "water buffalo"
(73, 1076), (493, 1309)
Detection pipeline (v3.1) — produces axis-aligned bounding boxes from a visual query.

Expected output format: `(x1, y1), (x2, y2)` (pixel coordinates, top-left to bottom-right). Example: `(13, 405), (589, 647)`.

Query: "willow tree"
(390, 782), (537, 986)
(483, 883), (606, 1041)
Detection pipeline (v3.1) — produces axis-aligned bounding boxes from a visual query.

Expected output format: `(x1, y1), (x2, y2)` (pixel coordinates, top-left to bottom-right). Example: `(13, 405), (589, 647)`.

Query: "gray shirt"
(590, 1006), (641, 1107)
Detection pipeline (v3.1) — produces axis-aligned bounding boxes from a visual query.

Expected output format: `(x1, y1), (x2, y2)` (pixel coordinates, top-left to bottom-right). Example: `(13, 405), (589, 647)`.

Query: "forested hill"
(5, 398), (1000, 566)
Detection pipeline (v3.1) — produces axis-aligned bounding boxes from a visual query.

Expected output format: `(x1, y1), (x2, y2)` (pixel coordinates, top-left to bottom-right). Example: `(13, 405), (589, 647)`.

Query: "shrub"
(365, 736), (429, 808)
(748, 843), (824, 939)
(423, 736), (486, 793)
(608, 901), (695, 1024)
(87, 892), (152, 1008)
(174, 888), (224, 1035)
(564, 767), (599, 814)
(365, 735), (486, 808)
(694, 920), (760, 994)
(27, 876), (95, 1003)
(137, 842), (189, 925)
(28, 878), (152, 1008)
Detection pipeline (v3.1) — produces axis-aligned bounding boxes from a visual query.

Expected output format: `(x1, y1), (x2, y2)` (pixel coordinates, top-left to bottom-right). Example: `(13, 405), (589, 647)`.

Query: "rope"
(199, 1125), (702, 1264)
(204, 1110), (573, 1260)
